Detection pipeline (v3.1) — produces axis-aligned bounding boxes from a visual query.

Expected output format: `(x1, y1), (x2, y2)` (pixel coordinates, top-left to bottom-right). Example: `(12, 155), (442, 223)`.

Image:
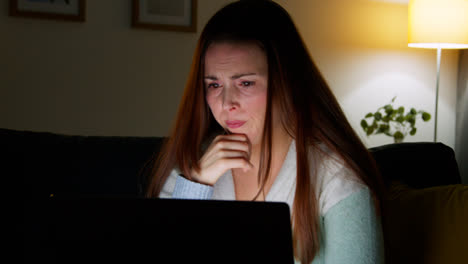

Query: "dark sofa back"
(1, 128), (461, 198)
(2, 128), (164, 199)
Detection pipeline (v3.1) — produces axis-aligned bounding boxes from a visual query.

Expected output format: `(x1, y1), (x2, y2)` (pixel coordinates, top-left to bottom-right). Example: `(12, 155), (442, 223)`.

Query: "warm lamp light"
(408, 0), (468, 141)
(409, 0), (468, 49)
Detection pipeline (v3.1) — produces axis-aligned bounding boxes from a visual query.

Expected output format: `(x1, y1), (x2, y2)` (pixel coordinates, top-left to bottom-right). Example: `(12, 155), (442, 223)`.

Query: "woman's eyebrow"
(204, 73), (257, 80)
(204, 75), (217, 80)
(231, 73), (256, 79)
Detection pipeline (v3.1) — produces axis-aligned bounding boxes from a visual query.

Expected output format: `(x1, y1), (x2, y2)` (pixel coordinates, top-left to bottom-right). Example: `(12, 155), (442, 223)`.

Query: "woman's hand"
(190, 134), (254, 186)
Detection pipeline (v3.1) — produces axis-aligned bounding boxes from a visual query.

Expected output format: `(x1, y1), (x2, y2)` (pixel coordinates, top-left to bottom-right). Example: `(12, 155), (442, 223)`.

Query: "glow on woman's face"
(204, 42), (268, 146)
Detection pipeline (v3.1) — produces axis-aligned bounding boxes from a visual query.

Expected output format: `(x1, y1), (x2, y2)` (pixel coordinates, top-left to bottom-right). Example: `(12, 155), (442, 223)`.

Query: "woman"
(146, 0), (385, 263)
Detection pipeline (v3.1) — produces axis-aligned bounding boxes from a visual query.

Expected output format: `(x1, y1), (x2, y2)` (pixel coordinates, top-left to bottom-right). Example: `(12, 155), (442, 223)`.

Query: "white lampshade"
(408, 0), (468, 49)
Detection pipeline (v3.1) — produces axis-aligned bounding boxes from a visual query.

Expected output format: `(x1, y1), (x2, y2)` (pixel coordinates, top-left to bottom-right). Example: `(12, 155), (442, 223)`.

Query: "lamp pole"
(434, 47), (441, 142)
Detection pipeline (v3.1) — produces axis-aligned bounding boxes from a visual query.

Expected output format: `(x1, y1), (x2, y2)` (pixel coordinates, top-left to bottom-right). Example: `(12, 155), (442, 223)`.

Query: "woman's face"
(204, 42), (268, 146)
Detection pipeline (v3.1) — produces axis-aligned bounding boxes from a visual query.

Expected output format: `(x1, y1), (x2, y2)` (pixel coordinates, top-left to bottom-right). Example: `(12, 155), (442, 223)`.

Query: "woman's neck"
(249, 129), (292, 170)
(232, 128), (292, 200)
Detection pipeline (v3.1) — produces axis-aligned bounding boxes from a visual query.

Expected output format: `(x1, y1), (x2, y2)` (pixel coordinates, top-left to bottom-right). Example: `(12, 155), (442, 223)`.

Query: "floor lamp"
(408, 0), (468, 142)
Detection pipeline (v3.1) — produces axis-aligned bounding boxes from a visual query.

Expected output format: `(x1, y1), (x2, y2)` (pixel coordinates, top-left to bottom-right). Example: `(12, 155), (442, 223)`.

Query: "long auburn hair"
(146, 0), (384, 263)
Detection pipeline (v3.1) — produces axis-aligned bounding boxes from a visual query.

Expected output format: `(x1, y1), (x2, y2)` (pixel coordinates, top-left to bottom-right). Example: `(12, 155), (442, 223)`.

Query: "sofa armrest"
(369, 142), (461, 189)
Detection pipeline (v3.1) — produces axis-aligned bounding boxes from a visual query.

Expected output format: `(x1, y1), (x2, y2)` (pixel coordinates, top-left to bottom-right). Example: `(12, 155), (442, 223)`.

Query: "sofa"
(5, 128), (466, 263)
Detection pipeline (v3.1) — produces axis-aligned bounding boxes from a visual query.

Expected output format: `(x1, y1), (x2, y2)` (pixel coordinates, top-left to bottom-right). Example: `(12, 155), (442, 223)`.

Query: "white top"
(160, 140), (366, 216)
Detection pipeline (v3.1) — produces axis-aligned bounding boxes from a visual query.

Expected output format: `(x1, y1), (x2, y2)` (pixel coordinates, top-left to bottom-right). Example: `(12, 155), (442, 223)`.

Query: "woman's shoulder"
(310, 144), (367, 216)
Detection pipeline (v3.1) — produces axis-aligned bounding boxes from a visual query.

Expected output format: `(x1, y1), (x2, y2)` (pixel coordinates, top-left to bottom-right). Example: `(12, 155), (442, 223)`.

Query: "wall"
(0, 0), (460, 151)
(275, 0), (458, 149)
(0, 0), (232, 137)
(456, 50), (468, 184)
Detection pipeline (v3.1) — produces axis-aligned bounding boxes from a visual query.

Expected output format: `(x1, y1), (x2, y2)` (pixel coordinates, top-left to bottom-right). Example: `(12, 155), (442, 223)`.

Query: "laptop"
(23, 198), (295, 263)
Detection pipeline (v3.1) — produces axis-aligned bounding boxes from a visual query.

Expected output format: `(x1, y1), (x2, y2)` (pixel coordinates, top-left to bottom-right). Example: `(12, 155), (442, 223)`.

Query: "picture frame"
(9, 0), (86, 22)
(132, 0), (197, 32)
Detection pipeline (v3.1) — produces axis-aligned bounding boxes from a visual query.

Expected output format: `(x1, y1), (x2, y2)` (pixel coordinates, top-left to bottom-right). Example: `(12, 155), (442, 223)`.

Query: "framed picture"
(132, 0), (197, 32)
(9, 0), (86, 22)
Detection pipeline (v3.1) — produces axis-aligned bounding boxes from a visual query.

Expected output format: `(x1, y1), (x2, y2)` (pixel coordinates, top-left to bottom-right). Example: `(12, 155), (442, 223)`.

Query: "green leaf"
(394, 131), (404, 141)
(382, 116), (391, 122)
(410, 108), (417, 115)
(422, 112), (431, 121)
(398, 106), (404, 114)
(396, 116), (404, 123)
(410, 127), (417, 135)
(384, 105), (393, 114)
(374, 112), (382, 121)
(361, 119), (368, 129)
(377, 124), (390, 134)
(365, 112), (373, 118)
(391, 96), (397, 103)
(366, 126), (375, 136)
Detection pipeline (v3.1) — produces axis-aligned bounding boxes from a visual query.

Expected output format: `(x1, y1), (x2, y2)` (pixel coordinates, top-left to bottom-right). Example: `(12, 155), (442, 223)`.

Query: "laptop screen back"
(24, 198), (295, 263)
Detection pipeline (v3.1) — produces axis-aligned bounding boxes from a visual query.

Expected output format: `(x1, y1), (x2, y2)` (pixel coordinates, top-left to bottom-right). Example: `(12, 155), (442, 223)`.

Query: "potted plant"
(360, 97), (431, 143)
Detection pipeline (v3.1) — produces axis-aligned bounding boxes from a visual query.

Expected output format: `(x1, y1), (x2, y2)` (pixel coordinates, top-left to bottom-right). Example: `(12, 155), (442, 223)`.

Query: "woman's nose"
(222, 87), (239, 111)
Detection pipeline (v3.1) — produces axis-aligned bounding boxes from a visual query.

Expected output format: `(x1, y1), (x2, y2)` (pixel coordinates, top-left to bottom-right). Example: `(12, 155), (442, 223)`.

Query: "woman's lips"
(226, 120), (246, 129)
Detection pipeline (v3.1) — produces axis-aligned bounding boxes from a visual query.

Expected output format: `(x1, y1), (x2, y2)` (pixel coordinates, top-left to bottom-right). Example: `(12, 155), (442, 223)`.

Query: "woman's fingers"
(215, 149), (249, 160)
(214, 133), (249, 142)
(208, 134), (251, 157)
(218, 157), (254, 171)
(191, 134), (253, 186)
(195, 157), (253, 186)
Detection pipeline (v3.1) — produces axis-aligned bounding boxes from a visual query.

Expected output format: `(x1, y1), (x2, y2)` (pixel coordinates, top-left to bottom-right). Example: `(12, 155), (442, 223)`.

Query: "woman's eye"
(207, 83), (220, 89)
(240, 81), (254, 87)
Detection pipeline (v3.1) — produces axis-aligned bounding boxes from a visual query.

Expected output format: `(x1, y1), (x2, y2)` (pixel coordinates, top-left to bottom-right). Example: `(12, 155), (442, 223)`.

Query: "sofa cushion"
(383, 181), (468, 264)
